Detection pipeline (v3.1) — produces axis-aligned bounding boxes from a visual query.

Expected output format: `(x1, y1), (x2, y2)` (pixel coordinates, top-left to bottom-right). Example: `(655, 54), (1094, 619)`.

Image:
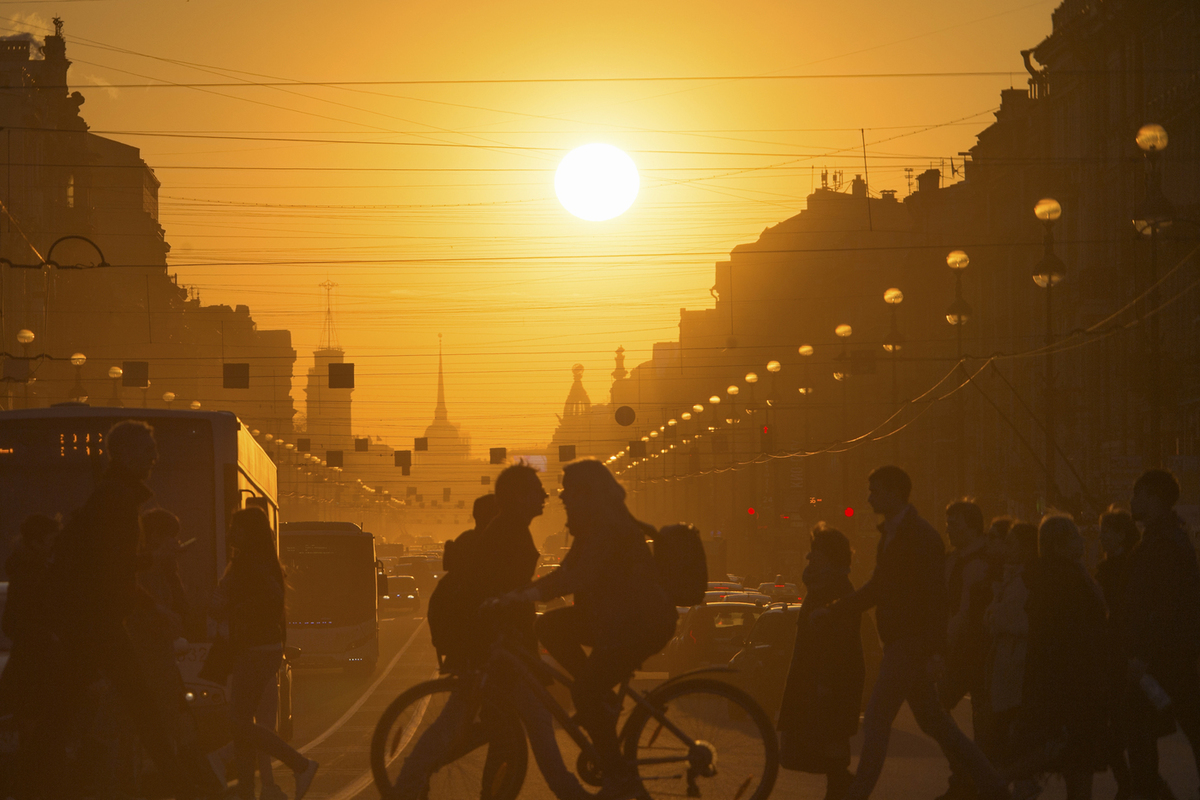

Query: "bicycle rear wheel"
(622, 678), (778, 800)
(371, 675), (529, 800)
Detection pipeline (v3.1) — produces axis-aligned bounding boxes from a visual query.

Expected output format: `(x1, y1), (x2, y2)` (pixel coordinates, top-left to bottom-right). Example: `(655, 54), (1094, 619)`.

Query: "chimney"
(850, 174), (867, 198)
(916, 169), (940, 195)
(880, 189), (897, 202)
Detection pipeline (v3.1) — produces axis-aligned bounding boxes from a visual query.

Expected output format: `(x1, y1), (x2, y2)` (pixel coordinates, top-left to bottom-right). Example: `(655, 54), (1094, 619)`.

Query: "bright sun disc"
(555, 143), (639, 221)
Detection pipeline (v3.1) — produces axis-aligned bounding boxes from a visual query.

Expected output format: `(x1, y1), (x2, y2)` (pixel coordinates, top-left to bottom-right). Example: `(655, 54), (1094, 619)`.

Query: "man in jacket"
(777, 524), (863, 800)
(813, 466), (1008, 800)
(1122, 468), (1200, 799)
(47, 420), (198, 799)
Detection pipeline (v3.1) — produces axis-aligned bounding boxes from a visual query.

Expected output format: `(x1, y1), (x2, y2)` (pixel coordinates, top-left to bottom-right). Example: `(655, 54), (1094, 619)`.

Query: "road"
(274, 614), (1200, 800)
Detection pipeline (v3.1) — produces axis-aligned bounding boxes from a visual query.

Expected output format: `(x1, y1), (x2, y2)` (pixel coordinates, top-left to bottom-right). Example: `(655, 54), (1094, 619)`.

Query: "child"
(777, 524), (865, 800)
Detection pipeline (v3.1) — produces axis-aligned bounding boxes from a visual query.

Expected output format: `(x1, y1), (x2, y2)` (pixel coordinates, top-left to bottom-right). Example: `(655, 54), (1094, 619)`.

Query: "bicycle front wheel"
(371, 675), (529, 800)
(622, 677), (778, 800)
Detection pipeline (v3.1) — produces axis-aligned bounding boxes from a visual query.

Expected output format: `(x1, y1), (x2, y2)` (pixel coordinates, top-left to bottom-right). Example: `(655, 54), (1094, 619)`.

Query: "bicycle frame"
(476, 634), (701, 771)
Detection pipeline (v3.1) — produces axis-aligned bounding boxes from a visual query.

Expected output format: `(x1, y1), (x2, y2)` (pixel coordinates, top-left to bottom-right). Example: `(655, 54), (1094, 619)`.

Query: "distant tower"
(305, 281), (353, 451)
(421, 334), (470, 464)
(563, 364), (591, 417)
(611, 346), (628, 382)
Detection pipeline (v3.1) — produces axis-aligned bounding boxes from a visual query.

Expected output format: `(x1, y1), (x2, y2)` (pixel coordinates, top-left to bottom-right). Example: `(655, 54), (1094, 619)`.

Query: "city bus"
(280, 521), (380, 672)
(0, 405), (292, 741)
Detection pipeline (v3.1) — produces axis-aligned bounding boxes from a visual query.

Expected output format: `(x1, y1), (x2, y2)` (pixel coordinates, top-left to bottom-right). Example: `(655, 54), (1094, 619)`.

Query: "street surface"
(271, 610), (1200, 800)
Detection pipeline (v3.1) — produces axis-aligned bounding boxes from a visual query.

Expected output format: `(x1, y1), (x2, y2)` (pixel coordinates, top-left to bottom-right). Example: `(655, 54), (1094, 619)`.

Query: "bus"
(280, 521), (380, 672)
(0, 405), (292, 741)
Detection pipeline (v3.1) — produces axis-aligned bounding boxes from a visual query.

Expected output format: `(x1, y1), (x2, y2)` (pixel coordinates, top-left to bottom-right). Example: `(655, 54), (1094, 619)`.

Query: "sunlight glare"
(554, 143), (639, 221)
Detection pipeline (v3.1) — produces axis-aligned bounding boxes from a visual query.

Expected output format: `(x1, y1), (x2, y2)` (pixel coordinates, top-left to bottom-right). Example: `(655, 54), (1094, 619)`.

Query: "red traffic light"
(761, 424), (769, 434)
(747, 507), (756, 515)
(844, 507), (855, 518)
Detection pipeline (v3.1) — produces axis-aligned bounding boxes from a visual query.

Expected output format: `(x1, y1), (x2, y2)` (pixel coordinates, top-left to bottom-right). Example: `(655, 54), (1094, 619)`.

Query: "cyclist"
(400, 463), (589, 800)
(499, 459), (677, 800)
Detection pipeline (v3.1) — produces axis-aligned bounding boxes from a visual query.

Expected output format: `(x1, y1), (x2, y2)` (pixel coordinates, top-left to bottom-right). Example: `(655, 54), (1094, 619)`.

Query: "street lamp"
(1032, 197), (1065, 506)
(69, 352), (87, 402)
(16, 330), (34, 408)
(1134, 124), (1171, 466)
(946, 252), (972, 496)
(190, 400), (201, 410)
(108, 366), (124, 408)
(883, 289), (904, 459)
(162, 391), (176, 409)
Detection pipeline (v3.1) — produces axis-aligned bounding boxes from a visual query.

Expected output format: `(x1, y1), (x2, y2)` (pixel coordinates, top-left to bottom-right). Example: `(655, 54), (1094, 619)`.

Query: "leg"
(537, 607), (590, 679)
(230, 650), (309, 796)
(1126, 689), (1161, 798)
(394, 688), (480, 799)
(501, 669), (586, 800)
(843, 643), (921, 800)
(256, 671), (281, 789)
(907, 665), (1005, 800)
(1154, 659), (1200, 785)
(95, 627), (194, 799)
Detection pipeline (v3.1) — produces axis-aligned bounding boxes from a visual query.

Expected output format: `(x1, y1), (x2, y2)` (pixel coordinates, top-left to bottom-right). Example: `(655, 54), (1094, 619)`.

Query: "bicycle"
(370, 629), (779, 800)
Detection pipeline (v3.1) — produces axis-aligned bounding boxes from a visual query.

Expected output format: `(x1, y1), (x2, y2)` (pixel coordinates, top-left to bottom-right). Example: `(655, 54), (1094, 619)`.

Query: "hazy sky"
(1, 0), (1057, 453)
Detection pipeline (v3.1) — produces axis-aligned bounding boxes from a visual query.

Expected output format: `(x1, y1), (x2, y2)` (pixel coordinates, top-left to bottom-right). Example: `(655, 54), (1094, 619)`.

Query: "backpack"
(426, 537), (481, 668)
(652, 523), (707, 606)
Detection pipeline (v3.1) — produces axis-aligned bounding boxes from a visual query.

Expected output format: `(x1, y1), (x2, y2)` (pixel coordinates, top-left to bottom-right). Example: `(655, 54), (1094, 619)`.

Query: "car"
(756, 581), (802, 603)
(381, 575), (421, 612)
(706, 581), (742, 592)
(663, 601), (764, 677)
(0, 582), (8, 678)
(721, 591), (773, 607)
(728, 603), (803, 719)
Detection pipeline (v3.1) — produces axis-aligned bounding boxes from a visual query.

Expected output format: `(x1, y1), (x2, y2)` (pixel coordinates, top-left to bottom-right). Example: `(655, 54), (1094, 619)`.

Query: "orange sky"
(1, 0), (1058, 454)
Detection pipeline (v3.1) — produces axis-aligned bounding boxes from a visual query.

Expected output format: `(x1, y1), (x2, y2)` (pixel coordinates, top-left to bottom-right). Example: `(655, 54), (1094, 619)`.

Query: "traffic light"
(747, 507), (756, 516)
(326, 450), (343, 468)
(844, 507), (855, 518)
(759, 424), (773, 452)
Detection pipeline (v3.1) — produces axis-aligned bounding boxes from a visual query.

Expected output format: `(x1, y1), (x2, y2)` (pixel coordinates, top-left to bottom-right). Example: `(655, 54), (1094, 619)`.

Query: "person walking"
(1122, 469), (1200, 800)
(1016, 514), (1107, 800)
(983, 522), (1036, 780)
(400, 464), (590, 800)
(811, 465), (1009, 800)
(776, 524), (864, 800)
(0, 514), (60, 800)
(212, 507), (318, 800)
(46, 420), (199, 800)
(501, 459), (678, 800)
(940, 500), (996, 799)
(1095, 507), (1140, 799)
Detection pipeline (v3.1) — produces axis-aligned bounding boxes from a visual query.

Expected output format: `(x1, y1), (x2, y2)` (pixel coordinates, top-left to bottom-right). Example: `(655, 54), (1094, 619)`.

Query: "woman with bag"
(211, 507), (319, 800)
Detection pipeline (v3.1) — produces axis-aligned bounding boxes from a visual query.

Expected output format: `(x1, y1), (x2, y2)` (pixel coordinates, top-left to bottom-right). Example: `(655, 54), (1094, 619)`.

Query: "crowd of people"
(775, 465), (1200, 800)
(2, 418), (1198, 800)
(0, 421), (318, 800)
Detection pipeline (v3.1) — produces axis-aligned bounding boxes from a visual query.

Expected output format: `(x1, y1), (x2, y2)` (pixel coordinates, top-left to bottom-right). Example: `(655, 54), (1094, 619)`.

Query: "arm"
(531, 529), (617, 601)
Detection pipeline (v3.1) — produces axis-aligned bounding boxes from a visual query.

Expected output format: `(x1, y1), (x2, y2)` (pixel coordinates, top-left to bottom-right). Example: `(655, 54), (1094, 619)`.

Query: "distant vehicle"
(382, 576), (420, 613)
(756, 582), (802, 603)
(281, 522), (380, 672)
(707, 581), (742, 592)
(664, 602), (764, 677)
(395, 556), (440, 595)
(728, 604), (803, 718)
(721, 591), (773, 607)
(0, 407), (290, 743)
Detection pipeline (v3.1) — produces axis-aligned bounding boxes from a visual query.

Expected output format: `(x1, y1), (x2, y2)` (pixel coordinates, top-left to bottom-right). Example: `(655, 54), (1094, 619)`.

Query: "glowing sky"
(0, 0), (1058, 453)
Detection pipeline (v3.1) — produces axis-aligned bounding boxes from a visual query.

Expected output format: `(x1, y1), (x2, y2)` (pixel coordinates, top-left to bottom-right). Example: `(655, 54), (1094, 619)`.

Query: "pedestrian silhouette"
(0, 513), (61, 800)
(211, 507), (319, 800)
(812, 465), (1009, 800)
(777, 523), (863, 800)
(1121, 469), (1200, 798)
(45, 420), (199, 799)
(1014, 513), (1107, 799)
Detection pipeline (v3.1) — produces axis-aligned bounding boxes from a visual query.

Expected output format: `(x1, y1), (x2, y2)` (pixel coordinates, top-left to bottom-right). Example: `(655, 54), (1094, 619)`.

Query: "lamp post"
(727, 383), (740, 531)
(834, 324), (852, 508)
(1033, 198), (1065, 508)
(69, 352), (87, 402)
(190, 400), (201, 410)
(883, 290), (904, 460)
(765, 359), (781, 526)
(17, 329), (34, 408)
(108, 366), (123, 407)
(946, 250), (972, 497)
(162, 391), (175, 410)
(1133, 123), (1172, 467)
(798, 345), (814, 453)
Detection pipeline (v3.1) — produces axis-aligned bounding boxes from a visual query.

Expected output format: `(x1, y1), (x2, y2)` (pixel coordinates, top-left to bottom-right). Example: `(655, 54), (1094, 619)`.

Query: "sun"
(554, 143), (639, 221)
